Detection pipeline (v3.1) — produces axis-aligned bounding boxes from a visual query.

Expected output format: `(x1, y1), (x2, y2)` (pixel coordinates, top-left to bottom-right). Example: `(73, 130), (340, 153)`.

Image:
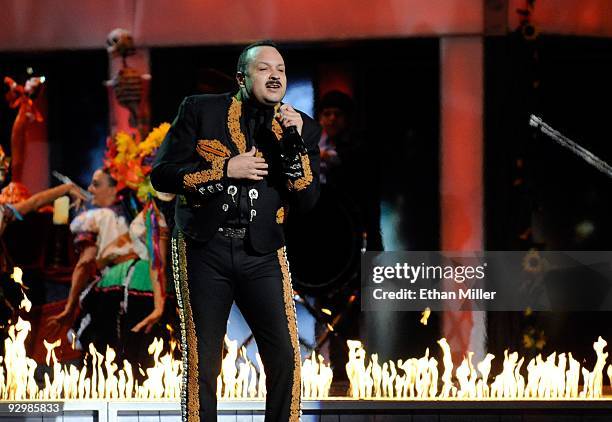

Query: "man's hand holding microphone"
(227, 104), (306, 181)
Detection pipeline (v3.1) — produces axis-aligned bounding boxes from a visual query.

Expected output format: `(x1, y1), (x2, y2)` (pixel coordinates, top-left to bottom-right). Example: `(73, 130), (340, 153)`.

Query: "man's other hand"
(227, 147), (269, 181)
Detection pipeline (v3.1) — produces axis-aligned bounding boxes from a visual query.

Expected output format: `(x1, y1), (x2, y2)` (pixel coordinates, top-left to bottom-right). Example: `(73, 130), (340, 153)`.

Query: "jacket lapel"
(224, 94), (284, 156)
(226, 96), (247, 155)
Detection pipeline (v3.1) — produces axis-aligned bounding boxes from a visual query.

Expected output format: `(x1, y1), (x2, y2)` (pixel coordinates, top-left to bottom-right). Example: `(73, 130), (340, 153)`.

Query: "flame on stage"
(2, 267), (612, 401)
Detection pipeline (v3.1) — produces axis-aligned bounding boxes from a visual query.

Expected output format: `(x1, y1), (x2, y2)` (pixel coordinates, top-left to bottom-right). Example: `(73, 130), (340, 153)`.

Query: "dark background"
(485, 34), (612, 365)
(0, 50), (109, 187)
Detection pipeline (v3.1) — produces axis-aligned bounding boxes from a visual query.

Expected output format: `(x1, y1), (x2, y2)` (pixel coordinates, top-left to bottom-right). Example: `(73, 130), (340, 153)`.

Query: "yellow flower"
(139, 122), (170, 157)
(114, 131), (139, 166)
(106, 123), (171, 203)
(137, 177), (157, 202)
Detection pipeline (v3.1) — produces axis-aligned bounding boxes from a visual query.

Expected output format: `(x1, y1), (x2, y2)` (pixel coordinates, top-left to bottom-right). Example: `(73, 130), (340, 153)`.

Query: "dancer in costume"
(0, 141), (88, 272)
(48, 124), (172, 364)
(0, 146), (87, 330)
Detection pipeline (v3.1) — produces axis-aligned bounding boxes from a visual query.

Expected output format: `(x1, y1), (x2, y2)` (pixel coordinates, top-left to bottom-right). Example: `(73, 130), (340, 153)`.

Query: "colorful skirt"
(70, 259), (161, 365)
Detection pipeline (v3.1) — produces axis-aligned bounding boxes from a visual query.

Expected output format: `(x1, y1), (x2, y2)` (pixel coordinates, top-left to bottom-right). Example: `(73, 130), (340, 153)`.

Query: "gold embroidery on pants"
(277, 247), (301, 422)
(172, 233), (200, 421)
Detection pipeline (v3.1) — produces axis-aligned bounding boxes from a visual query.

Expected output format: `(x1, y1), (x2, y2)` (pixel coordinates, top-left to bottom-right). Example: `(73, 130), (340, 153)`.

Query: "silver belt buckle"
(218, 227), (246, 239)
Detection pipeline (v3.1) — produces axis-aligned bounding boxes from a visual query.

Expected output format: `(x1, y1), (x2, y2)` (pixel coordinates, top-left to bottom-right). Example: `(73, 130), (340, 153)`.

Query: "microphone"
(276, 105), (306, 154)
(285, 125), (299, 136)
(278, 125), (306, 179)
(52, 171), (93, 202)
(283, 125), (307, 154)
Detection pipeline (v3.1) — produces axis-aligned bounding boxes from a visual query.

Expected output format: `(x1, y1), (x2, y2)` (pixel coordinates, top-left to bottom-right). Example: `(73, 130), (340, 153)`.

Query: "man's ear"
(236, 72), (245, 88)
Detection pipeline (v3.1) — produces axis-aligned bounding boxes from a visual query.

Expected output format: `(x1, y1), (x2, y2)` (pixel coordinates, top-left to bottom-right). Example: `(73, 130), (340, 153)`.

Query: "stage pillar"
(439, 36), (485, 364)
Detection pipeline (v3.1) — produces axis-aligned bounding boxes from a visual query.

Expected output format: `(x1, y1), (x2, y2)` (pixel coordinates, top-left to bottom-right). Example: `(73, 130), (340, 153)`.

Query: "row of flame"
(2, 267), (612, 401)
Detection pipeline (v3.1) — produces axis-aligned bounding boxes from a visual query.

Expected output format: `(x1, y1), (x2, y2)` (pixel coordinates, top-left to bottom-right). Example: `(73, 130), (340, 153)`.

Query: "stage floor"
(4, 399), (612, 421)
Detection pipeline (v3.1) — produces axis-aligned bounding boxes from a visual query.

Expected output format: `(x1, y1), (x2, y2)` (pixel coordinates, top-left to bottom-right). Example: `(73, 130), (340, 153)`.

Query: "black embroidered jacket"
(151, 93), (321, 253)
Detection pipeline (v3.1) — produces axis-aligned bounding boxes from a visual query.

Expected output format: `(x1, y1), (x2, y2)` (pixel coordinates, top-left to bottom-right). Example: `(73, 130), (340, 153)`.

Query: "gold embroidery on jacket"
(276, 207), (285, 224)
(183, 140), (228, 190)
(228, 97), (247, 154)
(196, 139), (231, 158)
(287, 153), (313, 191)
(227, 97), (312, 193)
(271, 104), (283, 141)
(272, 106), (312, 192)
(277, 248), (301, 422)
(230, 98), (281, 150)
(183, 159), (225, 189)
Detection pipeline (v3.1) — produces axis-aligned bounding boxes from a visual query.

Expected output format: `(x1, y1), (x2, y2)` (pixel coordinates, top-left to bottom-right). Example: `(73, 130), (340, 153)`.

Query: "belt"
(218, 227), (247, 239)
(97, 252), (139, 270)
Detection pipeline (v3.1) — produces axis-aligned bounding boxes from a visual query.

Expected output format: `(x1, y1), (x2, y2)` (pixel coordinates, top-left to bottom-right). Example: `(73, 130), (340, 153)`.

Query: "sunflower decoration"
(522, 326), (546, 351)
(104, 122), (170, 202)
(522, 248), (543, 274)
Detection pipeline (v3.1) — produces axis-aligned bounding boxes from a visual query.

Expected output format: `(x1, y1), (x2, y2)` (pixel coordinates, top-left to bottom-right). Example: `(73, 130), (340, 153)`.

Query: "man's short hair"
(237, 40), (279, 74)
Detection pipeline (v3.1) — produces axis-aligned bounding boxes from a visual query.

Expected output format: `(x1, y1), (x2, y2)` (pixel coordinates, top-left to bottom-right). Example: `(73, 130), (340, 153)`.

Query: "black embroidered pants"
(171, 230), (301, 422)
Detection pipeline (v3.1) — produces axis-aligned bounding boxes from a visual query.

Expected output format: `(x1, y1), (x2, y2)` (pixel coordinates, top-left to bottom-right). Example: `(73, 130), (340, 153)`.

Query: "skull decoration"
(106, 28), (145, 130)
(106, 28), (136, 60)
